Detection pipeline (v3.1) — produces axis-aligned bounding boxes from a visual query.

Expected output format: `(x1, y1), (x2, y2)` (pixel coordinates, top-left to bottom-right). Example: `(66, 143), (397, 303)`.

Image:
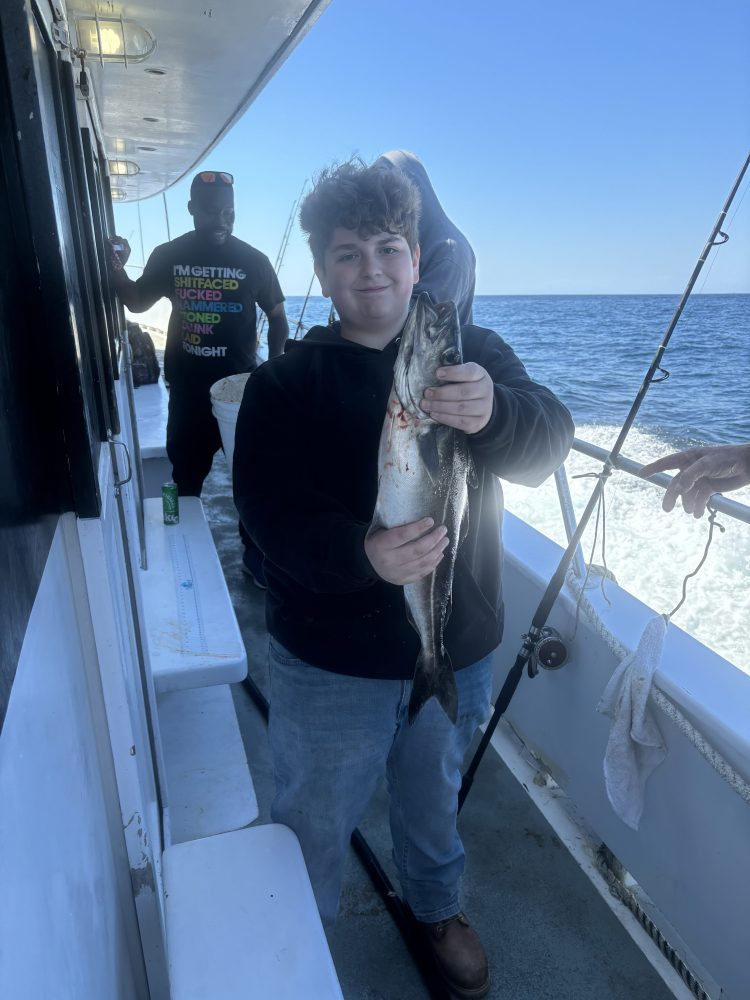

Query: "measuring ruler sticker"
(168, 532), (209, 655)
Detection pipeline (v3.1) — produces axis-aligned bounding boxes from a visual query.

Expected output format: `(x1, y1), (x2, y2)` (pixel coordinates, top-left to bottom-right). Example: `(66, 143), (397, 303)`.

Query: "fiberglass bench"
(113, 363), (258, 844)
(139, 496), (247, 694)
(162, 823), (344, 1000)
(137, 496), (256, 841)
(140, 507), (340, 996)
(123, 383), (340, 994)
(158, 685), (258, 844)
(132, 377), (172, 497)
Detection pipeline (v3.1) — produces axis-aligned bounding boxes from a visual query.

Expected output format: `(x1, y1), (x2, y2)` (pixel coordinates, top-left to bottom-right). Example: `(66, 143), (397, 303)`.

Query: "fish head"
(394, 293), (462, 418)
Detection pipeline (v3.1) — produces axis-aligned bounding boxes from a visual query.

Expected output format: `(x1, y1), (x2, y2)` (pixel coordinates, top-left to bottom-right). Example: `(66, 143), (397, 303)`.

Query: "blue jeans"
(267, 638), (494, 926)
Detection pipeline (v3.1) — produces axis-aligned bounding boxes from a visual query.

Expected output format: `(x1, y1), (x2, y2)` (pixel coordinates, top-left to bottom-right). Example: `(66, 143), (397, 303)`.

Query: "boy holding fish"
(233, 160), (573, 998)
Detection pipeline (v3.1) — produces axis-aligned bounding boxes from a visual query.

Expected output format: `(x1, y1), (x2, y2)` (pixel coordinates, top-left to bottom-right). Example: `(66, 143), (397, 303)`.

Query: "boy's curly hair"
(299, 158), (421, 265)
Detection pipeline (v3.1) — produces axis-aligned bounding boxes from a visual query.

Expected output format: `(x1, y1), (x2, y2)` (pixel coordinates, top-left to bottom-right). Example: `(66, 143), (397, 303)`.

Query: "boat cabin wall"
(0, 4), (150, 996)
(0, 515), (148, 998)
(499, 513), (750, 999)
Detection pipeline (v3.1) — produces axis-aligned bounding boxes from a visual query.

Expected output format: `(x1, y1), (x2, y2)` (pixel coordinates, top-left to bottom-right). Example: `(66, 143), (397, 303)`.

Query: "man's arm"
(640, 443), (750, 517)
(107, 237), (167, 313)
(265, 302), (289, 358)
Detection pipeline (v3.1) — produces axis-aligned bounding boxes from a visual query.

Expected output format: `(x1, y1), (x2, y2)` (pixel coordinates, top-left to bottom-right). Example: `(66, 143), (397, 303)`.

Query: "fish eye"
(441, 347), (460, 365)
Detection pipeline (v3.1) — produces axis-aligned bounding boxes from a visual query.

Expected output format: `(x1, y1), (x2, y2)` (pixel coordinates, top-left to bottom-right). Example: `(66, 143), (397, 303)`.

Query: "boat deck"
(201, 457), (676, 1000)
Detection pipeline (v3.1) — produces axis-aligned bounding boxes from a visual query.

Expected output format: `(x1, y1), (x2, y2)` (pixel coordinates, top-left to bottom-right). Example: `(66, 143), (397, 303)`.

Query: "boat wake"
(503, 423), (750, 674)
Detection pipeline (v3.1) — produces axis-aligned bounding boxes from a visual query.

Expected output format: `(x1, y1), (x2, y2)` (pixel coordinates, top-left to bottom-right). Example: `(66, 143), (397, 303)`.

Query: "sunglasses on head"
(196, 171), (234, 185)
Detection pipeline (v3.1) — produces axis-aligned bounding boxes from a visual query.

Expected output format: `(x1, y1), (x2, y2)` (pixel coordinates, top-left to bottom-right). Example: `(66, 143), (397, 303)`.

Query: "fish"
(372, 293), (472, 724)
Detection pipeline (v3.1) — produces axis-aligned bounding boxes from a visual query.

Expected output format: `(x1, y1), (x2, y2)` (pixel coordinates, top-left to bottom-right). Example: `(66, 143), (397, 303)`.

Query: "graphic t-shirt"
(133, 231), (285, 392)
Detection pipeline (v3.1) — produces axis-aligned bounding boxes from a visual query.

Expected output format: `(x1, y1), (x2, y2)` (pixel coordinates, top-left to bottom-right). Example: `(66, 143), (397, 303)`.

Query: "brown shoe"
(420, 911), (490, 998)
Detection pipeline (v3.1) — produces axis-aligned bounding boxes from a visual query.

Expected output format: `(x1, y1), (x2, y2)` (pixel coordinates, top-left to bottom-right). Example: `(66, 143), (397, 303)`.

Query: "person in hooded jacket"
(375, 149), (476, 324)
(232, 159), (573, 999)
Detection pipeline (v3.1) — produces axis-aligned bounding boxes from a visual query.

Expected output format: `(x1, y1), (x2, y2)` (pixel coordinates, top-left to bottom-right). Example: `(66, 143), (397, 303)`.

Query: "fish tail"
(408, 649), (458, 725)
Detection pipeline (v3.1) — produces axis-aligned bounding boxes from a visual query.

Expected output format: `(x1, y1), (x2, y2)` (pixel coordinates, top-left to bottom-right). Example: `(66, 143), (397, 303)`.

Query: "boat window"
(2, 7), (121, 515)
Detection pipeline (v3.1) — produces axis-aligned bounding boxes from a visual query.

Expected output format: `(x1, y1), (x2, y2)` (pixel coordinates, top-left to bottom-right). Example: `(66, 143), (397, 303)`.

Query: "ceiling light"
(110, 188), (128, 201)
(75, 14), (156, 66)
(108, 159), (140, 176)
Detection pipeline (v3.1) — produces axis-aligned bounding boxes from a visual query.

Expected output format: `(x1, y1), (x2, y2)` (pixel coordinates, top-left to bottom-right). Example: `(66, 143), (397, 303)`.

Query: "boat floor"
(201, 458), (676, 1000)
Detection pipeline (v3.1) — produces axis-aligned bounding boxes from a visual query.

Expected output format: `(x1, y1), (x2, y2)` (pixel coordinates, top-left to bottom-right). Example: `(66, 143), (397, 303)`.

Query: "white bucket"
(210, 372), (252, 476)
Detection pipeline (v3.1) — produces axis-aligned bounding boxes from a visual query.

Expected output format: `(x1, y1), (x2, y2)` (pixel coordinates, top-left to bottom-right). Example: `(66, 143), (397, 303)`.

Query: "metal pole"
(162, 191), (171, 241)
(553, 465), (587, 579)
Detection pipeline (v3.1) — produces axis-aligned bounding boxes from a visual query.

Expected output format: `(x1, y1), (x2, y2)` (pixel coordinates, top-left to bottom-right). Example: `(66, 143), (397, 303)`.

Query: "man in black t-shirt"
(108, 170), (289, 501)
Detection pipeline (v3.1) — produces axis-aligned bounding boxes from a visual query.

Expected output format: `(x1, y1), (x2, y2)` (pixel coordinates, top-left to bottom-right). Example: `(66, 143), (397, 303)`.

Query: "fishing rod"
(293, 272), (316, 339)
(258, 179), (308, 341)
(274, 178), (308, 274)
(458, 149), (750, 811)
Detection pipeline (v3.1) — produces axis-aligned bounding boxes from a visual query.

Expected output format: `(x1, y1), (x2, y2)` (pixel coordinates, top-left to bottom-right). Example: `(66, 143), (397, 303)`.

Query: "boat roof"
(68, 0), (331, 201)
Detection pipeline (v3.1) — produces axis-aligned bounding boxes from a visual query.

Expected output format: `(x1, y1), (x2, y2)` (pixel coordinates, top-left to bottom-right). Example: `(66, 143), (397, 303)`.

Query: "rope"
(595, 846), (712, 1000)
(651, 687), (750, 804)
(665, 508), (725, 618)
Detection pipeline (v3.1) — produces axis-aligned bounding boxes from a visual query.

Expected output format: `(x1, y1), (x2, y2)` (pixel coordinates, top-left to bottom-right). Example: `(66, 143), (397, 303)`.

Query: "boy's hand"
(365, 517), (448, 585)
(420, 363), (494, 434)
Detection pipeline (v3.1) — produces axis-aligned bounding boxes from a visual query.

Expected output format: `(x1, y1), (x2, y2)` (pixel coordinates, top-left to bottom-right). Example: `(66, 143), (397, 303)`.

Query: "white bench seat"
(133, 378), (172, 496)
(140, 497), (247, 693)
(163, 824), (344, 1000)
(158, 686), (258, 846)
(133, 377), (169, 460)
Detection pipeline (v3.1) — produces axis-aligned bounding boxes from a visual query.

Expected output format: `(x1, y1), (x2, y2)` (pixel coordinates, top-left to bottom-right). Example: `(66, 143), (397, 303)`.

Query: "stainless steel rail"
(550, 437), (750, 579)
(572, 437), (750, 526)
(553, 466), (588, 578)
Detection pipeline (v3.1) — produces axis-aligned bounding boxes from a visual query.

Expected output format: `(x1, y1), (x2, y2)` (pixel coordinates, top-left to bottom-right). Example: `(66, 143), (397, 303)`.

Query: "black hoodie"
(376, 150), (477, 325)
(233, 321), (574, 680)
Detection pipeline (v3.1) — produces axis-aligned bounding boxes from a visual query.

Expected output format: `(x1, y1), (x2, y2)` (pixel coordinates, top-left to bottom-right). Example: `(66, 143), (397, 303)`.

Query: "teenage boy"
(233, 161), (574, 999)
(108, 170), (289, 501)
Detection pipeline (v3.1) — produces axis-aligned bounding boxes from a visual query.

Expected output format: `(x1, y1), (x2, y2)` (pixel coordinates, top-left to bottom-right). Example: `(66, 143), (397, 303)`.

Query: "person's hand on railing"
(640, 443), (750, 518)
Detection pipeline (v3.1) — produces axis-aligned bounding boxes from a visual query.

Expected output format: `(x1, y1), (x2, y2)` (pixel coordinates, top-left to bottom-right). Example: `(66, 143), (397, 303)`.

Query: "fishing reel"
(526, 627), (568, 678)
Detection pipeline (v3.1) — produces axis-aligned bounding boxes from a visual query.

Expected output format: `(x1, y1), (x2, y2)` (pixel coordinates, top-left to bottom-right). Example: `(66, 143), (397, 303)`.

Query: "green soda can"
(162, 482), (179, 525)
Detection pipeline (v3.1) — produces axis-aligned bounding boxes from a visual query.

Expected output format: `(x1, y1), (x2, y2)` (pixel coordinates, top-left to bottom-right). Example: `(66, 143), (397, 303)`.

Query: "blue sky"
(115, 0), (750, 296)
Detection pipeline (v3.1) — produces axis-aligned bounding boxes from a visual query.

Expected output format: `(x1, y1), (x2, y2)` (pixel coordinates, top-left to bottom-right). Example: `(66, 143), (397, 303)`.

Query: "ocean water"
(281, 294), (750, 673)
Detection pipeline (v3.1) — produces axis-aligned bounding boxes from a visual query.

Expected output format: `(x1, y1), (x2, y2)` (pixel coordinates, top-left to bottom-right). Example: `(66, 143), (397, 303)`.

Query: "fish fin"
(408, 649), (458, 725)
(458, 498), (470, 547)
(467, 449), (478, 489)
(416, 429), (443, 485)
